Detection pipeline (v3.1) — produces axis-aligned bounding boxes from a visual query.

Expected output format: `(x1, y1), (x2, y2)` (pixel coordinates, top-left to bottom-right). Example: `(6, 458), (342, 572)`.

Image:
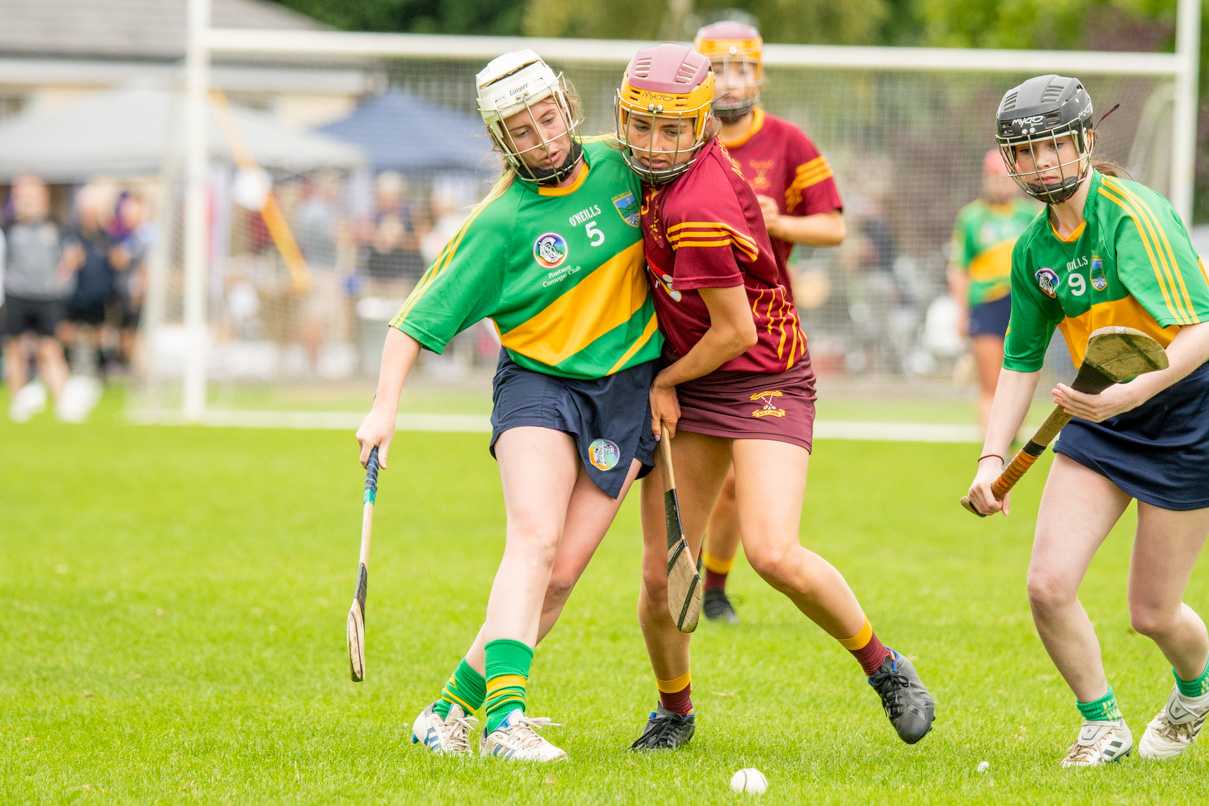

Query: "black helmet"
(995, 75), (1094, 204)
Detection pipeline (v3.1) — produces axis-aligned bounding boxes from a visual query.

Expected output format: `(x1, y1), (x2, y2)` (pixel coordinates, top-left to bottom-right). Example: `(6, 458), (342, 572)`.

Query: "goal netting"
(133, 33), (1182, 428)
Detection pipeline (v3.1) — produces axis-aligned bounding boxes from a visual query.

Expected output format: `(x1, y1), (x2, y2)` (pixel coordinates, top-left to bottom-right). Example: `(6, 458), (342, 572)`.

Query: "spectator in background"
(419, 186), (469, 267)
(109, 191), (156, 372)
(358, 171), (424, 290)
(293, 169), (349, 367)
(59, 185), (117, 376)
(948, 149), (1038, 432)
(1, 174), (81, 421)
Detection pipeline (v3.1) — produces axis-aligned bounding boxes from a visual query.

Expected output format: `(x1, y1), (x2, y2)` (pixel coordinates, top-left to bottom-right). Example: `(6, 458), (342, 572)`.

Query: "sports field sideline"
(2, 394), (1206, 804)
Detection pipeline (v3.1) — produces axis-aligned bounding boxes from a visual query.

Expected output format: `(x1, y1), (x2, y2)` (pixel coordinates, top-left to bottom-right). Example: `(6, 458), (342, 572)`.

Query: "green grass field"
(3, 394), (1207, 804)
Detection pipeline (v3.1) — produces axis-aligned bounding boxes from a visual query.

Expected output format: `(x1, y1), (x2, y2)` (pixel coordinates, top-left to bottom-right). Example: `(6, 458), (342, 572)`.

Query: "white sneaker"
(55, 376), (100, 423)
(1061, 719), (1133, 767)
(1139, 684), (1209, 760)
(480, 708), (567, 761)
(9, 380), (47, 422)
(411, 703), (477, 755)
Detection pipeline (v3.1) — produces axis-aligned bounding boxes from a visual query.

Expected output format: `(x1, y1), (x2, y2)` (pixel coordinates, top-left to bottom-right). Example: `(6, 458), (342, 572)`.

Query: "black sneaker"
(868, 650), (935, 744)
(629, 704), (695, 750)
(703, 587), (739, 623)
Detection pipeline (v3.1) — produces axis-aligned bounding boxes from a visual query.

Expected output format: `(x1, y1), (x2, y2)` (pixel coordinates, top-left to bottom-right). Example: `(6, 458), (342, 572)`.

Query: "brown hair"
(1092, 159), (1131, 180)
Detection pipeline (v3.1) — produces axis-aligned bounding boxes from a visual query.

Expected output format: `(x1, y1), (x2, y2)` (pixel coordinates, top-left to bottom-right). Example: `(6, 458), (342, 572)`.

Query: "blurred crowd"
(1, 174), (155, 421)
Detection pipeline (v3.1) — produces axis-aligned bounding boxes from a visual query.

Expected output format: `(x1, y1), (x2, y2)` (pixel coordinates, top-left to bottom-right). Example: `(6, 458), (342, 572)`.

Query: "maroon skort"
(673, 354), (817, 452)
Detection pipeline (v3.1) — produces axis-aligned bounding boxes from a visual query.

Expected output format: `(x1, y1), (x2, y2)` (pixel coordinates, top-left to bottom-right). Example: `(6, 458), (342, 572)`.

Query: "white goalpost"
(151, 0), (1200, 434)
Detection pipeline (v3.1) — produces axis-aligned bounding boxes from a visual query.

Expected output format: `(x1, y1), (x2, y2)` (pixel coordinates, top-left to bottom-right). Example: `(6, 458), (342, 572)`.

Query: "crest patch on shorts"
(588, 438), (620, 470)
(750, 390), (787, 418)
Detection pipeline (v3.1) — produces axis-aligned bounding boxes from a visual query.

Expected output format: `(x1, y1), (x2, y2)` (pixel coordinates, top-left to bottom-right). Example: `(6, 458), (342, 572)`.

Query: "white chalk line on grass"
(127, 409), (985, 443)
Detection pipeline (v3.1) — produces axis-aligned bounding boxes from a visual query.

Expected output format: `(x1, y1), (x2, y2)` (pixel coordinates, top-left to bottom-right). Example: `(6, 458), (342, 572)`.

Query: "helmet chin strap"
(522, 140), (584, 185)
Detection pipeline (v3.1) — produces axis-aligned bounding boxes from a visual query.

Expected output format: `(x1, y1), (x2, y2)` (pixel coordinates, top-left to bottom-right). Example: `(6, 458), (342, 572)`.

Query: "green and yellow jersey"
(950, 197), (1038, 306)
(1004, 170), (1209, 371)
(390, 138), (662, 379)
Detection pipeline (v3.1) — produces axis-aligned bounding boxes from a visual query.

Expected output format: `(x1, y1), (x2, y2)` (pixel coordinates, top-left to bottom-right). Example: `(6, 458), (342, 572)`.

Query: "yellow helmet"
(693, 21), (763, 122)
(615, 43), (715, 184)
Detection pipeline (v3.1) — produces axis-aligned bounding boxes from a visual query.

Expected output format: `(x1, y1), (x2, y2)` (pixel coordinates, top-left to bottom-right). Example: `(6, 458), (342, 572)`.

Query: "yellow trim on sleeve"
(1098, 182), (1192, 325)
(1104, 177), (1199, 324)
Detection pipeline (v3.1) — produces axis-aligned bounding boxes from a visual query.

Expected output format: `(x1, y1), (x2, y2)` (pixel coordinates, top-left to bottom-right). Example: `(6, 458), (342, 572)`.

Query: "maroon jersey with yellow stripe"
(720, 108), (843, 273)
(642, 137), (807, 373)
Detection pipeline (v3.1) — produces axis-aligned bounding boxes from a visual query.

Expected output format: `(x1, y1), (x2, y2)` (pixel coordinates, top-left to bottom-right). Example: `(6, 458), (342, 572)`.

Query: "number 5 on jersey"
(585, 220), (605, 246)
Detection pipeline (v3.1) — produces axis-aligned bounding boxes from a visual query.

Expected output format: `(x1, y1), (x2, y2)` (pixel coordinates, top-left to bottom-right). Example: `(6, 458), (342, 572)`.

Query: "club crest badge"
(612, 192), (640, 227)
(750, 390), (787, 418)
(533, 232), (568, 268)
(1035, 268), (1060, 298)
(588, 438), (620, 471)
(1090, 257), (1107, 290)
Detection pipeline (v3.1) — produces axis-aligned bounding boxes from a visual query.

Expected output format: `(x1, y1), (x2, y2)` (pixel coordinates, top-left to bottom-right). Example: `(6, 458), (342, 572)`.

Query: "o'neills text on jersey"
(569, 205), (602, 226)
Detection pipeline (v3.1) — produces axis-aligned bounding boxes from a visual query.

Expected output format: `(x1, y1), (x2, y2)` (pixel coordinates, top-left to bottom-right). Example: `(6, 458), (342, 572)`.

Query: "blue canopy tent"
(316, 89), (494, 175)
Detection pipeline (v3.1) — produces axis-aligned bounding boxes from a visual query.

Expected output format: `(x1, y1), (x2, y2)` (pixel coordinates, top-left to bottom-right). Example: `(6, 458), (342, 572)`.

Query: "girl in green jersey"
(966, 75), (1209, 767)
(357, 50), (661, 762)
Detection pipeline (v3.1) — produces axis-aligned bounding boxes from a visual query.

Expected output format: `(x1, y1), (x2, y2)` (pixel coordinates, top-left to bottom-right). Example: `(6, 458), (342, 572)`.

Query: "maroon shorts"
(673, 355), (818, 452)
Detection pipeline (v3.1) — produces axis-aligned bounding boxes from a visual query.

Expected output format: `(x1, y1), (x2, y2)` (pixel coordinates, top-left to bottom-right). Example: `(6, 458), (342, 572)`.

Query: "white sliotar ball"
(730, 768), (768, 794)
(976, 760), (990, 773)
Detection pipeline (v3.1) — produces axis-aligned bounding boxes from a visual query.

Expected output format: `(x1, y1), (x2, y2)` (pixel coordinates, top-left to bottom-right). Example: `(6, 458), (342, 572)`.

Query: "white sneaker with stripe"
(1061, 718), (1132, 767)
(480, 708), (567, 761)
(411, 703), (477, 755)
(1139, 684), (1209, 760)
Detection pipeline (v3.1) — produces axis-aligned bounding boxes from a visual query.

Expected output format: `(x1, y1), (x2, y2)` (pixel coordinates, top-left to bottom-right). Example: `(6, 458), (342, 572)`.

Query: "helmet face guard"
(615, 44), (715, 185)
(476, 49), (584, 184)
(995, 74), (1094, 205)
(694, 22), (764, 123)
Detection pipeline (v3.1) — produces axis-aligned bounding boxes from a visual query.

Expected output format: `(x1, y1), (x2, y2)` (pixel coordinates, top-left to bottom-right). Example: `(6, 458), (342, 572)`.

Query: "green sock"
(1175, 660), (1209, 699)
(1076, 686), (1124, 722)
(484, 638), (534, 734)
(432, 658), (487, 719)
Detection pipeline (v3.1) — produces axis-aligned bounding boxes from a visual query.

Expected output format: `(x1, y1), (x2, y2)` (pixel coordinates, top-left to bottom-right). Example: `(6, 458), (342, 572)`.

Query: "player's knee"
(506, 524), (562, 568)
(746, 543), (798, 590)
(1026, 568), (1075, 615)
(1127, 602), (1179, 639)
(640, 561), (669, 602)
(718, 475), (737, 507)
(543, 573), (576, 611)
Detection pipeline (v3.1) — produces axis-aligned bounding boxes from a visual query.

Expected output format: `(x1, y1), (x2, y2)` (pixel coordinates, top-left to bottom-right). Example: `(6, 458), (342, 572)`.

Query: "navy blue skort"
(489, 350), (658, 499)
(1054, 362), (1209, 511)
(968, 294), (1011, 339)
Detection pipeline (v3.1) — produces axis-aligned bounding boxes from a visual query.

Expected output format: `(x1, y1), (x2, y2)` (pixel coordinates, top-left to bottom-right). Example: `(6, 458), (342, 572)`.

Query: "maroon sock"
(704, 568), (728, 592)
(660, 684), (693, 717)
(851, 632), (894, 677)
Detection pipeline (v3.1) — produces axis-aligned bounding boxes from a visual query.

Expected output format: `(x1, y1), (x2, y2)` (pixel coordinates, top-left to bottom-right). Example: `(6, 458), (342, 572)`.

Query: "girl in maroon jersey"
(691, 20), (848, 623)
(614, 42), (935, 750)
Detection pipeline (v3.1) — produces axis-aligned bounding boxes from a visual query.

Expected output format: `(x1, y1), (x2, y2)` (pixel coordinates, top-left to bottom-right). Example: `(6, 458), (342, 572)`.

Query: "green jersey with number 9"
(1004, 170), (1209, 371)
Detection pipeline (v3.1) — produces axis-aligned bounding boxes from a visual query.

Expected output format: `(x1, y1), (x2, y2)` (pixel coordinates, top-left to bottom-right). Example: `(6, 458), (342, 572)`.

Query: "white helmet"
(476, 49), (583, 184)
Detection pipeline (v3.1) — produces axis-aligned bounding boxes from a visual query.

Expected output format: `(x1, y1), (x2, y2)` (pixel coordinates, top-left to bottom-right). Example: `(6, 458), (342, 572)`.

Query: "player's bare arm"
(648, 284), (757, 438)
(356, 327), (422, 468)
(757, 199), (845, 246)
(967, 367), (1040, 516)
